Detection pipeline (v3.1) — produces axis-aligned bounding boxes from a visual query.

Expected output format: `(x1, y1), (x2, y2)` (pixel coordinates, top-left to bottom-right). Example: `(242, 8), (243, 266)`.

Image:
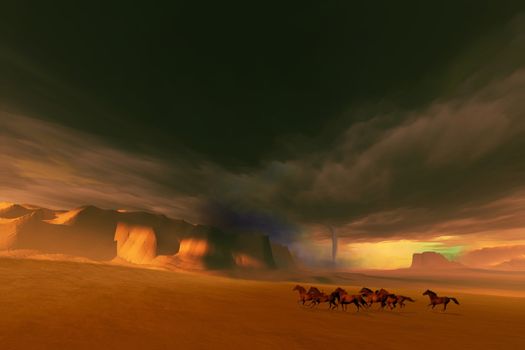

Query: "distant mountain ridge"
(492, 256), (525, 271)
(0, 202), (295, 271)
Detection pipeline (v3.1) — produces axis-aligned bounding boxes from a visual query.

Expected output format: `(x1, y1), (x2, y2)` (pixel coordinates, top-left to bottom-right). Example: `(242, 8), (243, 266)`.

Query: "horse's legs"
(444, 300), (449, 311)
(381, 301), (387, 311)
(431, 304), (436, 309)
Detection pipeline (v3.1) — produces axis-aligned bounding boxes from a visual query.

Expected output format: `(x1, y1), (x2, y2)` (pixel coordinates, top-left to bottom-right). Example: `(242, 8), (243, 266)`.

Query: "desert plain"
(1, 258), (524, 350)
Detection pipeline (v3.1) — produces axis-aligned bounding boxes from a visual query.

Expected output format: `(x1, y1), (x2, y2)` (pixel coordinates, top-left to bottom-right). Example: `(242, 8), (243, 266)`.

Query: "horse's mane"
(360, 287), (373, 293)
(424, 289), (436, 296)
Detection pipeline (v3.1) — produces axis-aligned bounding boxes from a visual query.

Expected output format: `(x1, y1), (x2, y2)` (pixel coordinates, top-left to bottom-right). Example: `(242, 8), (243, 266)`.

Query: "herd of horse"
(293, 285), (460, 311)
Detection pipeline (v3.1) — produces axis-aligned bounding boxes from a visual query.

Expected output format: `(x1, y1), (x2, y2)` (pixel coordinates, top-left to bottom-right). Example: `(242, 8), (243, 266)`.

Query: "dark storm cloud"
(2, 3), (525, 244)
(203, 16), (525, 240)
(2, 1), (524, 165)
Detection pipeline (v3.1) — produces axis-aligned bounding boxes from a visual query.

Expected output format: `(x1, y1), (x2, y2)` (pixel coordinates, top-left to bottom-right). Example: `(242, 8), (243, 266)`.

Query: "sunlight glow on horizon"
(339, 240), (461, 269)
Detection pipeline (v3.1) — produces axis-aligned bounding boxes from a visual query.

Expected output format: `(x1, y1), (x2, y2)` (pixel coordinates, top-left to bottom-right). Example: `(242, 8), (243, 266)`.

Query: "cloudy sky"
(2, 2), (525, 268)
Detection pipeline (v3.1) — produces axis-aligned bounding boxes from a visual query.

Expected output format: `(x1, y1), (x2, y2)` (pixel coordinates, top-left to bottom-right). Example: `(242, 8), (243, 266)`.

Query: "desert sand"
(1, 258), (524, 350)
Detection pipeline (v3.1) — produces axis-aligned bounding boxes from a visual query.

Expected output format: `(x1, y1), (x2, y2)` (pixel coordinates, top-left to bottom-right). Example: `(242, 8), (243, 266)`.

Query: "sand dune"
(0, 258), (523, 350)
(0, 202), (33, 218)
(44, 207), (85, 225)
(0, 212), (36, 250)
(0, 202), (59, 220)
(0, 249), (97, 263)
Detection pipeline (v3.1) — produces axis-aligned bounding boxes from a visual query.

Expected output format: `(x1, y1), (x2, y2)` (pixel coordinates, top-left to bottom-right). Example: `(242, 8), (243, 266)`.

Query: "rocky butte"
(410, 251), (464, 270)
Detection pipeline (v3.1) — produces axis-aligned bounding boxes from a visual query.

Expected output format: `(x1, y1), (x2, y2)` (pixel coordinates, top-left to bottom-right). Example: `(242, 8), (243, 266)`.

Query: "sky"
(2, 1), (525, 268)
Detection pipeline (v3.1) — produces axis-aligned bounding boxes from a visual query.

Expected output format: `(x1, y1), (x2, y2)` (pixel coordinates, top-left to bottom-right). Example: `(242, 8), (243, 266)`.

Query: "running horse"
(292, 285), (314, 306)
(310, 291), (339, 309)
(306, 286), (323, 307)
(381, 293), (399, 310)
(335, 287), (367, 311)
(423, 289), (459, 311)
(360, 287), (390, 308)
(393, 295), (415, 308)
(307, 287), (322, 296)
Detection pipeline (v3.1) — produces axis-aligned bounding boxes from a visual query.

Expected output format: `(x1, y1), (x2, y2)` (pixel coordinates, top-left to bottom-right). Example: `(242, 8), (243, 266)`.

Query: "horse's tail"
(450, 297), (460, 305)
(404, 297), (415, 302)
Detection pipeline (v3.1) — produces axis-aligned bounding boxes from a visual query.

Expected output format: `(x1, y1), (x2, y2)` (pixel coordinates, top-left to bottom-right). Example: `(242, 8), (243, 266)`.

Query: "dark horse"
(423, 290), (459, 311)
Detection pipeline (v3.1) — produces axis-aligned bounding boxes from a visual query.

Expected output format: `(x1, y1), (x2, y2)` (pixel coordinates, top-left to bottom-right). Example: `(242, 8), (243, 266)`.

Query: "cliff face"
(270, 243), (296, 269)
(410, 251), (463, 269)
(0, 202), (295, 270)
(114, 223), (157, 264)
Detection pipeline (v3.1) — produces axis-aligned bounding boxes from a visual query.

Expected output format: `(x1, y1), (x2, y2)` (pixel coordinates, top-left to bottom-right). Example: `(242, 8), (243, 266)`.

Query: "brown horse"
(306, 286), (324, 308)
(310, 291), (339, 309)
(360, 287), (390, 308)
(382, 294), (399, 310)
(328, 290), (341, 310)
(324, 289), (343, 310)
(394, 295), (415, 308)
(307, 287), (322, 295)
(335, 287), (367, 311)
(381, 293), (416, 310)
(293, 285), (314, 306)
(423, 290), (459, 311)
